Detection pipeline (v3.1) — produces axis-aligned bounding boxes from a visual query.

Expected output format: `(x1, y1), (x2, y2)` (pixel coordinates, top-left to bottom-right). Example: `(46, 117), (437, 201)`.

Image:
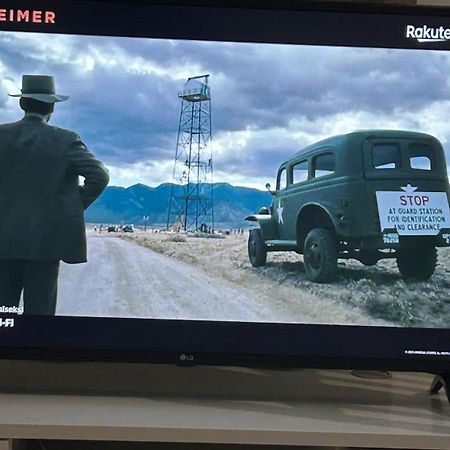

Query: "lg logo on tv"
(406, 25), (450, 43)
(179, 353), (195, 362)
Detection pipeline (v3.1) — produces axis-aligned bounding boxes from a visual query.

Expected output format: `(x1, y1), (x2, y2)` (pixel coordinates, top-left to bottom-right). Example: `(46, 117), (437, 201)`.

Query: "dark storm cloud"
(212, 46), (449, 130)
(215, 139), (295, 181)
(1, 30), (450, 185)
(56, 66), (180, 164)
(143, 41), (450, 130)
(0, 33), (186, 165)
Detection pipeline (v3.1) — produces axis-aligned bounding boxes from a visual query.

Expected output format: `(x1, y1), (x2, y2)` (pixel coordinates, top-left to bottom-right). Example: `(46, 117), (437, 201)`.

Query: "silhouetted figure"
(0, 75), (109, 314)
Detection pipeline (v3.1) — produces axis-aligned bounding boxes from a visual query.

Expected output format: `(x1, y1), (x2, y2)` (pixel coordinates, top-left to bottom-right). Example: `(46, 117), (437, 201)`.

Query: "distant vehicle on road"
(123, 224), (135, 233)
(107, 225), (118, 233)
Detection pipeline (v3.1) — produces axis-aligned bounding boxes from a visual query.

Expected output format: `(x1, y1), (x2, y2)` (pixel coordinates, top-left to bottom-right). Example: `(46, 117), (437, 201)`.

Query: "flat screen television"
(0, 0), (450, 394)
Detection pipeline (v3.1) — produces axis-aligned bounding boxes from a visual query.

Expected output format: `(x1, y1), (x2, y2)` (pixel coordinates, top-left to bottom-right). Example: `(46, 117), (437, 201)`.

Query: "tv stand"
(0, 362), (449, 449)
(430, 372), (450, 405)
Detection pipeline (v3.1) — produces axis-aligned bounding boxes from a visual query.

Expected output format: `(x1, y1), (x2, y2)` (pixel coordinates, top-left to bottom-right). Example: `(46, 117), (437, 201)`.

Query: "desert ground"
(56, 227), (450, 328)
(57, 230), (391, 326)
(116, 229), (450, 329)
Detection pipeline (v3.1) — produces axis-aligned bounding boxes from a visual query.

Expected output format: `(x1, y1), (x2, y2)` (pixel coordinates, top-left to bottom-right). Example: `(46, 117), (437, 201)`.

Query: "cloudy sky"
(1, 31), (450, 189)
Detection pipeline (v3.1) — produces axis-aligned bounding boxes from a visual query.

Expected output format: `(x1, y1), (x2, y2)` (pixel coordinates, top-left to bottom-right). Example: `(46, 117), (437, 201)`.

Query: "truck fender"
(296, 202), (341, 249)
(245, 214), (278, 241)
(297, 202), (342, 229)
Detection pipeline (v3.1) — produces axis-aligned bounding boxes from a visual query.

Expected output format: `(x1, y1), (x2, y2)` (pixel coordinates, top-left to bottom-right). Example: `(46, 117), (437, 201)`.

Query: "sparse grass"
(167, 234), (187, 243)
(122, 231), (450, 328)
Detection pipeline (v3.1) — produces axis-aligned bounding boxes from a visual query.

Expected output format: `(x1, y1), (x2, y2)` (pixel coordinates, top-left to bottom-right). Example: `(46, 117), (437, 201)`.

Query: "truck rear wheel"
(396, 245), (437, 281)
(248, 229), (267, 267)
(303, 228), (337, 282)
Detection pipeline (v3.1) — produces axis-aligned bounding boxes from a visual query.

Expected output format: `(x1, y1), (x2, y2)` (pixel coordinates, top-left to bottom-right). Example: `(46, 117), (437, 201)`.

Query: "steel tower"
(167, 75), (214, 232)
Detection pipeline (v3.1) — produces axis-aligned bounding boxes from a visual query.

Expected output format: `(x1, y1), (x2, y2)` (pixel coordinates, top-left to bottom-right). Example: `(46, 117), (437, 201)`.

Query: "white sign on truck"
(376, 184), (450, 236)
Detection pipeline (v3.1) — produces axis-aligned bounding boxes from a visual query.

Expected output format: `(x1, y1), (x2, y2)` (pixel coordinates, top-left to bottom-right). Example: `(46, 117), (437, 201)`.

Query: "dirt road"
(56, 231), (392, 326)
(57, 233), (286, 321)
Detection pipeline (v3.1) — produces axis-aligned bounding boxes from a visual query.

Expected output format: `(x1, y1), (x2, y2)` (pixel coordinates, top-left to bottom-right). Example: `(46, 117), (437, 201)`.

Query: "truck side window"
(277, 168), (287, 190)
(409, 145), (432, 170)
(313, 153), (335, 178)
(410, 156), (431, 170)
(372, 143), (401, 169)
(292, 160), (308, 184)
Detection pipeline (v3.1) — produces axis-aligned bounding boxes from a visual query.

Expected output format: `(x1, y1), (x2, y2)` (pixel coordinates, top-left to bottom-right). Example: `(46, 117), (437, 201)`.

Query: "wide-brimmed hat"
(9, 75), (69, 103)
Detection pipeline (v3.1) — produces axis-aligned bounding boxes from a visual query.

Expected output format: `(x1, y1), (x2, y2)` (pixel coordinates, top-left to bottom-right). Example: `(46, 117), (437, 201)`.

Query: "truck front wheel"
(248, 229), (267, 267)
(303, 228), (337, 282)
(396, 245), (437, 281)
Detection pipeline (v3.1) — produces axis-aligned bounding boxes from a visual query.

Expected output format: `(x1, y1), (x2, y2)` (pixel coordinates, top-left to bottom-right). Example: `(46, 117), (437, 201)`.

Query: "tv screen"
(0, 0), (449, 374)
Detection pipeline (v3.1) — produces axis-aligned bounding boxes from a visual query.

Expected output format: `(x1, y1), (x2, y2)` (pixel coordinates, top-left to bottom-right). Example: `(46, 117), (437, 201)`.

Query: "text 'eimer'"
(0, 8), (55, 24)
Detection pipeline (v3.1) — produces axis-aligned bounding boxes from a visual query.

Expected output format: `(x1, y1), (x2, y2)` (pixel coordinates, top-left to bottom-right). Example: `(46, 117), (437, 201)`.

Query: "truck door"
(277, 159), (310, 241)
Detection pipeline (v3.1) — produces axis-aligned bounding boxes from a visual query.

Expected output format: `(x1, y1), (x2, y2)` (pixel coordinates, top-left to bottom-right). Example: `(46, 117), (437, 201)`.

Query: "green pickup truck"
(246, 130), (450, 282)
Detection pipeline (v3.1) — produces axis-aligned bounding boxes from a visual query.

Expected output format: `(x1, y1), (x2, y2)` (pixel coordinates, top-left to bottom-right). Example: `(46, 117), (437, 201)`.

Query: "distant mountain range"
(85, 183), (272, 229)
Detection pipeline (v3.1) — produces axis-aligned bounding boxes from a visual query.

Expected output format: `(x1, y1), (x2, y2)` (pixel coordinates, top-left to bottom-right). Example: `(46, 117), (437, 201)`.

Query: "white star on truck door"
(277, 200), (284, 224)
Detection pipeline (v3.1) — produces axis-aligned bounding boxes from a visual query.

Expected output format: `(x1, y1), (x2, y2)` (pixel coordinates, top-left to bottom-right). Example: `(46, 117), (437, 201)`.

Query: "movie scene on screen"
(0, 30), (449, 328)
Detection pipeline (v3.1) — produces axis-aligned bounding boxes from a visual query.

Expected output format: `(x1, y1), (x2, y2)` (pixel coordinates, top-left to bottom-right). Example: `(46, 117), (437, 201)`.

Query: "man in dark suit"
(0, 74), (109, 314)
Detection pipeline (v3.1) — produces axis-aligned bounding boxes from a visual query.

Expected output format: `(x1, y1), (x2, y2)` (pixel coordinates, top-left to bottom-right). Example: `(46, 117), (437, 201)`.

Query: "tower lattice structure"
(167, 74), (214, 232)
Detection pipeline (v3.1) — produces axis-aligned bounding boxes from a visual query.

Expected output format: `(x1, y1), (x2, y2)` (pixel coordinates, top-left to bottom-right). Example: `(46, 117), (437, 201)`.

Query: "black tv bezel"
(0, 0), (450, 373)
